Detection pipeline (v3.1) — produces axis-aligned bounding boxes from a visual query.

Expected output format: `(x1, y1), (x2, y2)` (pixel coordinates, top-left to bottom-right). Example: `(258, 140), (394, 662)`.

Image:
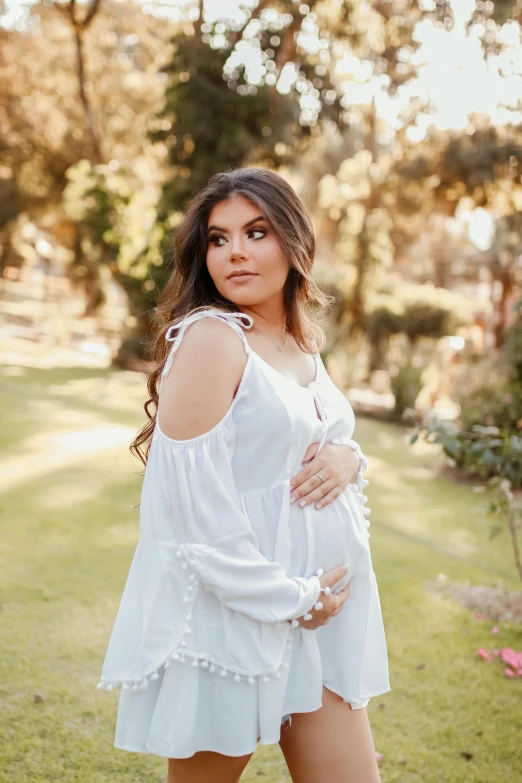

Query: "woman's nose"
(229, 234), (248, 258)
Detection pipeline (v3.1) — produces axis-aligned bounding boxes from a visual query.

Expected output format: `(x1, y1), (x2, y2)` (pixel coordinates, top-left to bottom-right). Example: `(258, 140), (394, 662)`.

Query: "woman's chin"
(222, 286), (263, 306)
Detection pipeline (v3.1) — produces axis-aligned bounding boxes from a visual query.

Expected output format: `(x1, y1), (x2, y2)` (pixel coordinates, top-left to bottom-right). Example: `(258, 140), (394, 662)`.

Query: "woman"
(98, 168), (390, 782)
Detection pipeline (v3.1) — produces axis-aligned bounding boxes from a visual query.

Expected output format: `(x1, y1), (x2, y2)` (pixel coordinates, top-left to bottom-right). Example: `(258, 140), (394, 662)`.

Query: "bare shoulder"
(171, 316), (247, 380)
(158, 316), (248, 441)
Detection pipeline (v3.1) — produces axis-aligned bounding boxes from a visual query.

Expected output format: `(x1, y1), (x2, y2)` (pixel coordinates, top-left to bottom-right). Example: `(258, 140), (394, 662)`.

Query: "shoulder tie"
(162, 309), (253, 382)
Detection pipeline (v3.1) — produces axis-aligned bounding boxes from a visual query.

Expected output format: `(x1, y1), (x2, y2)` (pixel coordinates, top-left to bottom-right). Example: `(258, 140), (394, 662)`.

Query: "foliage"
(458, 378), (522, 438)
(485, 476), (522, 583)
(390, 360), (423, 418)
(366, 282), (473, 348)
(0, 1), (169, 231)
(413, 307), (522, 486)
(63, 157), (167, 318)
(411, 414), (522, 581)
(61, 0), (454, 360)
(151, 29), (307, 236)
(399, 122), (522, 346)
(417, 417), (522, 487)
(412, 304), (522, 580)
(504, 304), (522, 383)
(362, 281), (473, 389)
(3, 0), (522, 369)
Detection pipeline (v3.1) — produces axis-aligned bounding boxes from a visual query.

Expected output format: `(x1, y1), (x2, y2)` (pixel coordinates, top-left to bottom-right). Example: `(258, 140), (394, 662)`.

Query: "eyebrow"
(207, 216), (266, 232)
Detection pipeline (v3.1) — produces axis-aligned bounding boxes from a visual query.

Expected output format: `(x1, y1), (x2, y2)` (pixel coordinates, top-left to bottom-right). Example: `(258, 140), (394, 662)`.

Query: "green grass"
(0, 362), (520, 783)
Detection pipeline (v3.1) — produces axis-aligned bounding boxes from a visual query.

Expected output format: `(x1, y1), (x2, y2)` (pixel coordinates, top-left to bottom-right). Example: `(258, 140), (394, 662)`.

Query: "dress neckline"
(248, 348), (320, 391)
(200, 308), (321, 391)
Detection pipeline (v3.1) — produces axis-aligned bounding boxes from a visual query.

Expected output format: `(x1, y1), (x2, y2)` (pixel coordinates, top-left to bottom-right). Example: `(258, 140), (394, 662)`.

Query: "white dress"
(97, 307), (390, 759)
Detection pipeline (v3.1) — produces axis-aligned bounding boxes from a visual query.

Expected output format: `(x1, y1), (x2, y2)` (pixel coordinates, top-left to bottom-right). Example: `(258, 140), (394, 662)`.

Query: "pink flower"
(504, 667), (516, 678)
(473, 612), (484, 620)
(375, 752), (384, 763)
(491, 626), (500, 635)
(492, 649), (501, 656)
(501, 648), (522, 669)
(477, 648), (493, 662)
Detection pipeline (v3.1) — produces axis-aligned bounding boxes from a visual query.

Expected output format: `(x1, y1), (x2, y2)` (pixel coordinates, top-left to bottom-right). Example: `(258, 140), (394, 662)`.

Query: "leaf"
(443, 440), (462, 459)
(472, 425), (500, 436)
(470, 441), (486, 454)
(410, 433), (419, 444)
(482, 449), (497, 465)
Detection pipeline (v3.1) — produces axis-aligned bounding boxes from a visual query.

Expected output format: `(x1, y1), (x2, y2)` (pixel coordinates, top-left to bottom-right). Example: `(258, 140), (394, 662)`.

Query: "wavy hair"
(130, 167), (334, 466)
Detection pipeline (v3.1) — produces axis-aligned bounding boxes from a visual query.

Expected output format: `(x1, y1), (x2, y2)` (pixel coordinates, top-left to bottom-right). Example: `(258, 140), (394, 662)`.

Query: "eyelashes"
(207, 228), (267, 246)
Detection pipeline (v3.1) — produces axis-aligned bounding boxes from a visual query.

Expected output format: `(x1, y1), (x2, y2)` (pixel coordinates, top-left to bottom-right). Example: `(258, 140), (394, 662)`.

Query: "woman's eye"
(207, 228), (266, 246)
(208, 234), (225, 246)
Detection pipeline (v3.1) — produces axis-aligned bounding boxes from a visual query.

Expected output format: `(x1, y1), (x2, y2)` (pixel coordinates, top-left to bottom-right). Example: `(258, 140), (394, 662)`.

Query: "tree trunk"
(66, 0), (103, 164)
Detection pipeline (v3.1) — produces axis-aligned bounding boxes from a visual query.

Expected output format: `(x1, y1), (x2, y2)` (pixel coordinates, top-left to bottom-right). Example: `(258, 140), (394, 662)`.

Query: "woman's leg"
(278, 686), (381, 783)
(168, 750), (254, 783)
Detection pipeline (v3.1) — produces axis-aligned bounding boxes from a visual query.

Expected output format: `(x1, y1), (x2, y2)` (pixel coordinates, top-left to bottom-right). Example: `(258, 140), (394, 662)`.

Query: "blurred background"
(0, 1), (521, 781)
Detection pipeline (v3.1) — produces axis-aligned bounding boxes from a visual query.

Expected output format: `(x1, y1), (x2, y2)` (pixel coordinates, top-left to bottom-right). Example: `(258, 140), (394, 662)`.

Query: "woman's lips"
(228, 273), (257, 282)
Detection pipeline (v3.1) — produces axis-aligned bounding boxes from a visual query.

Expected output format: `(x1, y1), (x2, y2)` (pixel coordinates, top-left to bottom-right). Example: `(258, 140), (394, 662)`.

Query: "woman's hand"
(289, 440), (360, 511)
(295, 564), (351, 630)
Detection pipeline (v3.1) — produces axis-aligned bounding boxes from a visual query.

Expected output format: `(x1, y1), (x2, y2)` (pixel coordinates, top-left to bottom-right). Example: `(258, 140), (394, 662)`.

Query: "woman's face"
(206, 194), (290, 306)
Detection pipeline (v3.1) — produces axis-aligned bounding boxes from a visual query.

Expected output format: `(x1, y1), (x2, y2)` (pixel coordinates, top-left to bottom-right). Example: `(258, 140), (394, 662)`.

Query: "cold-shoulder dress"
(97, 307), (390, 758)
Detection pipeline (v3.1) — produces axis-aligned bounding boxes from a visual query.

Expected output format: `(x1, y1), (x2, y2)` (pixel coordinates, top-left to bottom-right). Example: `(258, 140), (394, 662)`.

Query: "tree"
(69, 0), (453, 360)
(0, 0), (171, 309)
(399, 122), (522, 347)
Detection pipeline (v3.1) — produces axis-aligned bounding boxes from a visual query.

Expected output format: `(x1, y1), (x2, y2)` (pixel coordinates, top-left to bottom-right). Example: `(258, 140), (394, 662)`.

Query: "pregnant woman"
(97, 168), (390, 782)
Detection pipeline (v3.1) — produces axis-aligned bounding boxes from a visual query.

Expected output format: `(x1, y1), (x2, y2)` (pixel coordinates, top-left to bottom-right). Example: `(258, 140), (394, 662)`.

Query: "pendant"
(278, 345), (283, 351)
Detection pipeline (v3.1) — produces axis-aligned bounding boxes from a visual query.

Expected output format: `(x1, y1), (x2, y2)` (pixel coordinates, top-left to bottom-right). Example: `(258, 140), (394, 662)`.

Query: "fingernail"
(289, 481), (295, 489)
(299, 500), (307, 508)
(290, 496), (296, 504)
(315, 503), (322, 510)
(342, 563), (349, 572)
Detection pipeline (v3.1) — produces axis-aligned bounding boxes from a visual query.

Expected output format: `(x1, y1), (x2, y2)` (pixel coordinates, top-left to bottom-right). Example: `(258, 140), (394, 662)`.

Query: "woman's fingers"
(299, 582), (351, 628)
(321, 563), (349, 588)
(332, 584), (351, 614)
(296, 566), (351, 628)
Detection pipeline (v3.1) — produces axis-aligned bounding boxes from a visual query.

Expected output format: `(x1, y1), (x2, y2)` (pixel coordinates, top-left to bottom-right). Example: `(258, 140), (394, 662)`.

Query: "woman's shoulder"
(169, 312), (249, 373)
(158, 311), (254, 442)
(167, 307), (252, 341)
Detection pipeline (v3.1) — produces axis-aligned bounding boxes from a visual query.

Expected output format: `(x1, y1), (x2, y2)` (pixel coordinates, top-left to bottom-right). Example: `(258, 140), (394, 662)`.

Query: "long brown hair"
(130, 167), (335, 466)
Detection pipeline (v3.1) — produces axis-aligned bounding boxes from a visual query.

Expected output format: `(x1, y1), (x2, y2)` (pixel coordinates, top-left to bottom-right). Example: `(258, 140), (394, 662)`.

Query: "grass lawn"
(1, 357), (521, 783)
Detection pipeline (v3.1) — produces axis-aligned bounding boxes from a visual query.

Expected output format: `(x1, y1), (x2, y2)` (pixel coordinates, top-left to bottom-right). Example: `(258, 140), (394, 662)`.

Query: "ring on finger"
(314, 472), (326, 484)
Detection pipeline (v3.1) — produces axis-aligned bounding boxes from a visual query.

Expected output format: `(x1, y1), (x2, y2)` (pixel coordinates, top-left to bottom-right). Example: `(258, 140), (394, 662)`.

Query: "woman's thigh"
(167, 750), (254, 783)
(278, 686), (381, 783)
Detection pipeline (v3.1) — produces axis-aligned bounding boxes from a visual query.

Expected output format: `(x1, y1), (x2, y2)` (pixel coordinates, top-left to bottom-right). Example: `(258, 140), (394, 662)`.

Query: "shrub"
(413, 309), (522, 487)
(390, 361), (423, 418)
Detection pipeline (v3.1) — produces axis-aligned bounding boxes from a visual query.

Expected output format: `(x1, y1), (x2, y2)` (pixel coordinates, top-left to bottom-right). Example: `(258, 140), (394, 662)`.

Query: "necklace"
(251, 322), (288, 352)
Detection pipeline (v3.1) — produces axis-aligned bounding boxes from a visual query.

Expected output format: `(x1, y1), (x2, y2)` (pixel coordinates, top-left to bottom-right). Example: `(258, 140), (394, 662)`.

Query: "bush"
(414, 310), (522, 488)
(365, 282), (473, 350)
(390, 361), (423, 418)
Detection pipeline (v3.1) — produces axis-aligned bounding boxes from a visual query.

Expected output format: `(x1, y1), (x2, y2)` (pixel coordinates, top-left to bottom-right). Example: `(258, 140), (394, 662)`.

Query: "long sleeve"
(148, 418), (322, 625)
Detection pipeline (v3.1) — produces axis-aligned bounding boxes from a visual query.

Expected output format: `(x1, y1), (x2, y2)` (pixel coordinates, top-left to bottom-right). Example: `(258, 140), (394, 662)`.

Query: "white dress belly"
(287, 486), (372, 589)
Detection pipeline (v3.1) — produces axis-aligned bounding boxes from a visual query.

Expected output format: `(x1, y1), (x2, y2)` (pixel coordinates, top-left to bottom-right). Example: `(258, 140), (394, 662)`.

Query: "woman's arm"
(158, 317), (323, 624)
